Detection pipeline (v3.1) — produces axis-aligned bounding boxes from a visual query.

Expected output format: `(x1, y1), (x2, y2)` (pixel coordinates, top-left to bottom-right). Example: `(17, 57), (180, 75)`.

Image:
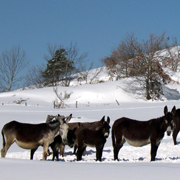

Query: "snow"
(1, 66), (180, 179)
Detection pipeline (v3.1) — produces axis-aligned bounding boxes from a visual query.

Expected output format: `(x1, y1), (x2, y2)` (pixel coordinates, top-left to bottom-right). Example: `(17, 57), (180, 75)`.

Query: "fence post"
(53, 101), (55, 109)
(116, 100), (120, 105)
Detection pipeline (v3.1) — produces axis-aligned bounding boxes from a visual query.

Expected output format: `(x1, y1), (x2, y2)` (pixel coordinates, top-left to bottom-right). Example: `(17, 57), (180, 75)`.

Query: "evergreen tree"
(43, 48), (75, 86)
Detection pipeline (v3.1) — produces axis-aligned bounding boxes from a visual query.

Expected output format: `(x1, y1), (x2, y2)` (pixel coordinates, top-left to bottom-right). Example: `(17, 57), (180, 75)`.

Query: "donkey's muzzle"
(166, 126), (172, 136)
(69, 144), (73, 148)
(104, 132), (109, 138)
(167, 131), (171, 136)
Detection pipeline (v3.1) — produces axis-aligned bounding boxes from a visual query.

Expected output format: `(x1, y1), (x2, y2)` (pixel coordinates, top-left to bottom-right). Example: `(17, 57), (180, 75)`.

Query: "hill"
(0, 65), (180, 108)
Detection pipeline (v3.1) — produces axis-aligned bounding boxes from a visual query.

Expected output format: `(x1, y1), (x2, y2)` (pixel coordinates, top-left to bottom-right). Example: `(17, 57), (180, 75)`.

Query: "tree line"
(0, 33), (180, 100)
(102, 33), (180, 100)
(0, 43), (93, 91)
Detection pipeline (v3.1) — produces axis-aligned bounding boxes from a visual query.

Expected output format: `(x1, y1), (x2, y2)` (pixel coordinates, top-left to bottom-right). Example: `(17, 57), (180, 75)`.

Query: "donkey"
(50, 127), (77, 161)
(76, 116), (110, 161)
(1, 114), (72, 160)
(112, 106), (174, 161)
(45, 114), (77, 160)
(46, 115), (106, 156)
(70, 116), (106, 155)
(31, 113), (72, 160)
(171, 106), (180, 145)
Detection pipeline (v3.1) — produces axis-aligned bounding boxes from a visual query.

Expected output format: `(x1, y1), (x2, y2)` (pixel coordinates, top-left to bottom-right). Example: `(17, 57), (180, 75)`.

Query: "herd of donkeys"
(1, 105), (180, 162)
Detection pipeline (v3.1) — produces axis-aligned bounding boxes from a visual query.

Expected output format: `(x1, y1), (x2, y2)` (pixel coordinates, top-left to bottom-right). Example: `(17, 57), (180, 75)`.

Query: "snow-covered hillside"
(1, 64), (180, 108)
(1, 62), (180, 179)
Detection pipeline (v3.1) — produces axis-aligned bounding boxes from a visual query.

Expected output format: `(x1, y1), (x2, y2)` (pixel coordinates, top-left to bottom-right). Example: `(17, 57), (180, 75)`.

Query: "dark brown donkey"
(171, 106), (180, 145)
(112, 106), (174, 161)
(76, 116), (110, 161)
(70, 116), (106, 155)
(1, 114), (72, 160)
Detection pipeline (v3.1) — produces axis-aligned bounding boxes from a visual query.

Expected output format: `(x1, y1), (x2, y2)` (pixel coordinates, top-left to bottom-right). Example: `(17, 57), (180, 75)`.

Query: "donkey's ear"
(73, 127), (77, 132)
(107, 116), (110, 124)
(58, 114), (61, 116)
(171, 106), (176, 116)
(164, 106), (168, 115)
(66, 114), (72, 123)
(78, 122), (81, 127)
(100, 116), (105, 122)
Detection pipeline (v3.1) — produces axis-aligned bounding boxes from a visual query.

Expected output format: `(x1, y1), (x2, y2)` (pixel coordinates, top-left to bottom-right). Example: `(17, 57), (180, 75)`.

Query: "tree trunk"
(146, 79), (151, 100)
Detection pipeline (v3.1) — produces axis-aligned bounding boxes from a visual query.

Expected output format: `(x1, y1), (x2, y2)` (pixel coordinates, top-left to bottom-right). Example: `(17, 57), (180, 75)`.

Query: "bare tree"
(89, 66), (103, 84)
(0, 46), (29, 92)
(160, 37), (180, 72)
(102, 33), (137, 79)
(76, 62), (103, 84)
(129, 33), (171, 99)
(53, 87), (72, 108)
(162, 46), (180, 72)
(66, 42), (88, 71)
(76, 61), (93, 84)
(44, 43), (61, 61)
(103, 33), (171, 100)
(25, 64), (46, 88)
(64, 42), (88, 86)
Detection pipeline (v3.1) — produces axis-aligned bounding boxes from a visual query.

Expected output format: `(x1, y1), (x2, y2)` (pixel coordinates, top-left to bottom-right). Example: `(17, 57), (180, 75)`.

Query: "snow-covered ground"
(1, 67), (180, 179)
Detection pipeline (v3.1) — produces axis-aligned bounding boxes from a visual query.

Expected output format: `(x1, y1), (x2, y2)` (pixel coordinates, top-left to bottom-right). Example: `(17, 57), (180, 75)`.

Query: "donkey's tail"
(111, 126), (115, 148)
(1, 130), (6, 148)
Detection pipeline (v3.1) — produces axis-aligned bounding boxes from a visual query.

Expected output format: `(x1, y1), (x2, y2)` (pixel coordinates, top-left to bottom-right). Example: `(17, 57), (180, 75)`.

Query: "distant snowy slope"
(0, 78), (140, 107)
(0, 76), (180, 108)
(1, 46), (180, 106)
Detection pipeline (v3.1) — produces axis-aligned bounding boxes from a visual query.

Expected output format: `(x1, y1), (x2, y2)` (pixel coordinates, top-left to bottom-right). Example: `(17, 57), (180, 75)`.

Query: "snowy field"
(1, 69), (180, 179)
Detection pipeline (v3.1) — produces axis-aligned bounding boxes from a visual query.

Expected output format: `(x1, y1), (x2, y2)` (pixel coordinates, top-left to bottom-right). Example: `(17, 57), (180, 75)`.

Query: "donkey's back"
(3, 120), (59, 140)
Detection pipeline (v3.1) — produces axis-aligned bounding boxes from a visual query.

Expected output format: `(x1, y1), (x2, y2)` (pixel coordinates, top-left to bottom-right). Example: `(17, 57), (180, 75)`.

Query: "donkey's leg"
(1, 142), (13, 157)
(77, 146), (86, 161)
(173, 129), (179, 145)
(99, 144), (105, 161)
(51, 144), (59, 161)
(150, 141), (160, 161)
(52, 148), (59, 161)
(96, 147), (100, 161)
(113, 137), (125, 161)
(83, 147), (86, 156)
(30, 148), (38, 160)
(60, 144), (65, 157)
(47, 148), (52, 156)
(96, 144), (104, 161)
(42, 143), (49, 160)
(52, 152), (55, 161)
(73, 144), (78, 154)
(1, 136), (15, 158)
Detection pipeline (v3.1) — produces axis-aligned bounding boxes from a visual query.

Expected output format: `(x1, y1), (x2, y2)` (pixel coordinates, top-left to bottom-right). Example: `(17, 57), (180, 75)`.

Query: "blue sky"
(1, 0), (180, 71)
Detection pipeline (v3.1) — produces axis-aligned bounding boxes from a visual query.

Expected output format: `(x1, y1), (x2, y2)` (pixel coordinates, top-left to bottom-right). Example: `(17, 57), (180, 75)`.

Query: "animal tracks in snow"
(5, 141), (180, 163)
